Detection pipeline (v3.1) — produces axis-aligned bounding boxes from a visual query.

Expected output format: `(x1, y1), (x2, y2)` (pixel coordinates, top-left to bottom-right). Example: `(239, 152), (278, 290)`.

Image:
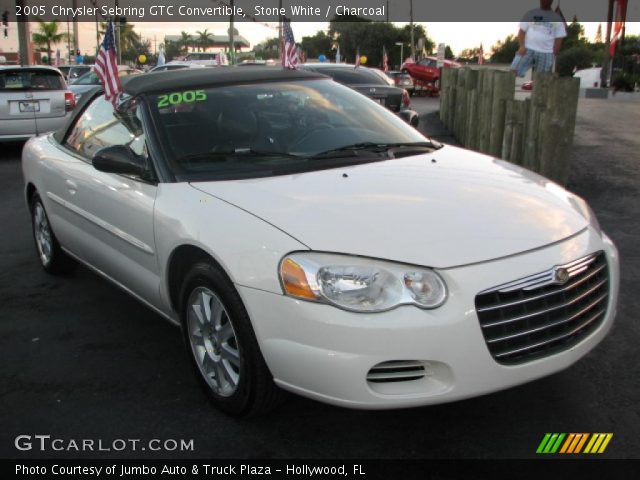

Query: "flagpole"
(278, 0), (283, 59)
(602, 0), (614, 88)
(114, 0), (121, 64)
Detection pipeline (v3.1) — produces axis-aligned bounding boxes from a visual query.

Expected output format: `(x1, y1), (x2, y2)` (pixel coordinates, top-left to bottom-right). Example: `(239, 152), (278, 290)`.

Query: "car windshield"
(149, 79), (429, 181)
(0, 69), (65, 90)
(69, 66), (91, 79)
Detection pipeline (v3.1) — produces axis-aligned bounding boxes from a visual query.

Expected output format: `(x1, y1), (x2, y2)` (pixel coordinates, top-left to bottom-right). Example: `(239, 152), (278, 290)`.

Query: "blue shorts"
(510, 50), (554, 77)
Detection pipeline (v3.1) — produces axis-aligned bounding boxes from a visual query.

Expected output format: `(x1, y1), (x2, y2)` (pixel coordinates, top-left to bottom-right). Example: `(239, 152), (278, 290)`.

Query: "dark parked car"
(299, 63), (419, 127)
(385, 71), (415, 96)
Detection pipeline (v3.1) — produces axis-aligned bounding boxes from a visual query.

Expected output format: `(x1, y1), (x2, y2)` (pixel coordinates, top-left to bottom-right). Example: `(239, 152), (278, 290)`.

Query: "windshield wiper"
(177, 149), (302, 163)
(309, 141), (440, 159)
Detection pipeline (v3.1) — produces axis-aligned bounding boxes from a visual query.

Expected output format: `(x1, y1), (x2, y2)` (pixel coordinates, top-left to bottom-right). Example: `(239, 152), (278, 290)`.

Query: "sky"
(1, 21), (639, 58)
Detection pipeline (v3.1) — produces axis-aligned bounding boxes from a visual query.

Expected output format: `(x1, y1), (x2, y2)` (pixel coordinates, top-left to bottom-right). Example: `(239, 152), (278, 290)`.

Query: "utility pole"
(229, 0), (235, 64)
(72, 0), (79, 55)
(409, 0), (415, 60)
(16, 0), (30, 65)
(386, 1), (389, 22)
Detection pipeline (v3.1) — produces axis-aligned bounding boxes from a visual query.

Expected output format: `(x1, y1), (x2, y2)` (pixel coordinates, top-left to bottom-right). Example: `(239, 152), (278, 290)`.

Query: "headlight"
(279, 253), (447, 312)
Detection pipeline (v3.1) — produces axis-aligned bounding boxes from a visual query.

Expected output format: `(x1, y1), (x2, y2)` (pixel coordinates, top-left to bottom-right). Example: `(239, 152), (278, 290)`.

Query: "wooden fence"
(439, 68), (580, 185)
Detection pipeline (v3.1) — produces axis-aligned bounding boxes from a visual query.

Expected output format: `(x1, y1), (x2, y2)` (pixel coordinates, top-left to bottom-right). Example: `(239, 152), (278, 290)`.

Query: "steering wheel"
(291, 124), (336, 151)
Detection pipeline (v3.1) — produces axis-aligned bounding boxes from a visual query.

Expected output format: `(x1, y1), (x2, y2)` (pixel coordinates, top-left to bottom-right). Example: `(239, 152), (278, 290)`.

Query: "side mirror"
(93, 145), (146, 176)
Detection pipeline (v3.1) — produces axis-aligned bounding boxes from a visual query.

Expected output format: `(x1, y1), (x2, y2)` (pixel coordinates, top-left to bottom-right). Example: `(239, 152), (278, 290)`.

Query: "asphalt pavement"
(1, 97), (638, 460)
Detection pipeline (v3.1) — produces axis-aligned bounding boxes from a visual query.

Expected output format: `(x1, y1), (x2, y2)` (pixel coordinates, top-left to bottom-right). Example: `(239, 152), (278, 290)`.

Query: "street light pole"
(16, 0), (30, 65)
(228, 0), (235, 64)
(72, 0), (79, 56)
(409, 0), (415, 60)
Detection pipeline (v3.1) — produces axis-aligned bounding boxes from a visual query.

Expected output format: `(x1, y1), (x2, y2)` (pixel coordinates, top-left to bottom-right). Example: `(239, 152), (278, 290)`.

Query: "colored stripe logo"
(536, 433), (613, 454)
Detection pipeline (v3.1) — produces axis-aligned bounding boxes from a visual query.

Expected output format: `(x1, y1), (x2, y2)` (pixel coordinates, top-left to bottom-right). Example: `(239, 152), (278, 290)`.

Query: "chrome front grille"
(367, 361), (426, 383)
(475, 252), (609, 365)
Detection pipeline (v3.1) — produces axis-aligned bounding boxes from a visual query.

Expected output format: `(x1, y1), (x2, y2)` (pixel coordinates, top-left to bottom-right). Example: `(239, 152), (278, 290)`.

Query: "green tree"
(490, 34), (519, 63)
(99, 21), (146, 62)
(562, 18), (588, 51)
(253, 37), (280, 60)
(556, 46), (595, 76)
(399, 24), (434, 56)
(329, 17), (434, 68)
(300, 31), (332, 60)
(32, 20), (69, 65)
(458, 47), (482, 63)
(164, 40), (181, 62)
(179, 31), (193, 54)
(195, 29), (213, 52)
(444, 45), (455, 60)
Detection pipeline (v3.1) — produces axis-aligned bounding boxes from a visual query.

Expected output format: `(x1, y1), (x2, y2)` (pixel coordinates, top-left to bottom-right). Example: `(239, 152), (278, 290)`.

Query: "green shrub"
(556, 46), (595, 77)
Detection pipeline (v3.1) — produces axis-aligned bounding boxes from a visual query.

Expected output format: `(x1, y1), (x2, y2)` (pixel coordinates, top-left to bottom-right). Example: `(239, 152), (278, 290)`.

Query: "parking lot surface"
(1, 97), (638, 459)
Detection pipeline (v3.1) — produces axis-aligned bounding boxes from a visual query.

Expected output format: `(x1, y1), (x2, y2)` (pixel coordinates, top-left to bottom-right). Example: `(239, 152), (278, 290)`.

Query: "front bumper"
(398, 109), (419, 127)
(238, 228), (619, 409)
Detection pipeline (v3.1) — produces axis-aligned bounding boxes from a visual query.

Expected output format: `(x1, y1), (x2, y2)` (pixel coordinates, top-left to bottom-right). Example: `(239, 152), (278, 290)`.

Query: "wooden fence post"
(437, 68), (578, 186)
(489, 71), (516, 157)
(537, 76), (580, 183)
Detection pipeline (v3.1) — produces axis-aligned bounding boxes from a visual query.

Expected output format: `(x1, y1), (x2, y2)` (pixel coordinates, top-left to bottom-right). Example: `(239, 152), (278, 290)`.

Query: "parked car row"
(1, 61), (421, 142)
(299, 63), (419, 126)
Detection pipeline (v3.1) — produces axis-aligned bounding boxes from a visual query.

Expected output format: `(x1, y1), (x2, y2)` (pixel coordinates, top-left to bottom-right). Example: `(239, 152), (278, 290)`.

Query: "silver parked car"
(69, 66), (142, 101)
(0, 66), (75, 142)
(147, 62), (207, 73)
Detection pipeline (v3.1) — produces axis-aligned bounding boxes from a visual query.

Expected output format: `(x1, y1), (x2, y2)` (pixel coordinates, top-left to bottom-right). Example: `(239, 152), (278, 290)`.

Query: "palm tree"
(195, 29), (213, 52)
(32, 20), (68, 65)
(100, 21), (141, 54)
(179, 31), (193, 54)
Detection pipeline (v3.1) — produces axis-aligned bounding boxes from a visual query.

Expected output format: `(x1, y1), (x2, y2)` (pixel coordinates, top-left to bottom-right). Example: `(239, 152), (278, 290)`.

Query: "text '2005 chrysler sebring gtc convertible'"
(22, 68), (619, 416)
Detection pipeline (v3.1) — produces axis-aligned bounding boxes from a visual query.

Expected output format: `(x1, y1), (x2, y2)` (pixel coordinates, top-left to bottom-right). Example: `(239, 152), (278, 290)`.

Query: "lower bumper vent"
(367, 361), (426, 383)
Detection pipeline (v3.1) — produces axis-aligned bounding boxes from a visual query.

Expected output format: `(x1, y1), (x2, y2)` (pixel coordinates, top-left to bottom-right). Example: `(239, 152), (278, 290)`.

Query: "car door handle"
(65, 179), (78, 195)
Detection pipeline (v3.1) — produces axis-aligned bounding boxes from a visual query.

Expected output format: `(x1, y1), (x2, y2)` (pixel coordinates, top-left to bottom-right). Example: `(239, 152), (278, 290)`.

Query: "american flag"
(94, 20), (122, 107)
(282, 19), (298, 69)
(382, 46), (389, 72)
(354, 47), (361, 69)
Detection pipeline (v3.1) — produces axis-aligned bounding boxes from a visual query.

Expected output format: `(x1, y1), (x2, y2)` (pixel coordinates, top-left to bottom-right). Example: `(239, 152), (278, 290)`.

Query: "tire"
(180, 261), (285, 416)
(30, 192), (76, 275)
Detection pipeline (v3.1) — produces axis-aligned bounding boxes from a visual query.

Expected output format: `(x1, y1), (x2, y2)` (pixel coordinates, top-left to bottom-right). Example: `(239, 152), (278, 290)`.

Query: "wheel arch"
(25, 182), (37, 207)
(166, 244), (235, 315)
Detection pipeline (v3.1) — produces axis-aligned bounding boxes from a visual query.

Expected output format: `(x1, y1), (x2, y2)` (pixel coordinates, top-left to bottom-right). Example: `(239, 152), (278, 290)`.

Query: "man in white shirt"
(511, 0), (567, 77)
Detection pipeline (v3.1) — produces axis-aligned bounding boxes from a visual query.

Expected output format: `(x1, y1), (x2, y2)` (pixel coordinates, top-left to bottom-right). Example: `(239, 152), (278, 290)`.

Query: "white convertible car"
(22, 68), (619, 415)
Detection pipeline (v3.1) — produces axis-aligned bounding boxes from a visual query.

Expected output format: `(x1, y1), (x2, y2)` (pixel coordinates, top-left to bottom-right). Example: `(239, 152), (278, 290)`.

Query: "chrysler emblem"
(554, 267), (570, 285)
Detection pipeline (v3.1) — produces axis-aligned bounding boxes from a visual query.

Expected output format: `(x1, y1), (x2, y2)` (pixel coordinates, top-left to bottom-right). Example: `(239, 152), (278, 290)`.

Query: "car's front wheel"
(30, 193), (76, 274)
(180, 261), (284, 416)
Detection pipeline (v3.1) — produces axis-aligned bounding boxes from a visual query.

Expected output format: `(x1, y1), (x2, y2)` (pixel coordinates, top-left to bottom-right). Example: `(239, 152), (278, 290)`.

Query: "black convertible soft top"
(52, 67), (329, 144)
(123, 66), (327, 96)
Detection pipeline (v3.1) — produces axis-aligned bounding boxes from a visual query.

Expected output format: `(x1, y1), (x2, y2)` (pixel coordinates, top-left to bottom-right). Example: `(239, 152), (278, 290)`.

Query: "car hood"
(191, 145), (589, 269)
